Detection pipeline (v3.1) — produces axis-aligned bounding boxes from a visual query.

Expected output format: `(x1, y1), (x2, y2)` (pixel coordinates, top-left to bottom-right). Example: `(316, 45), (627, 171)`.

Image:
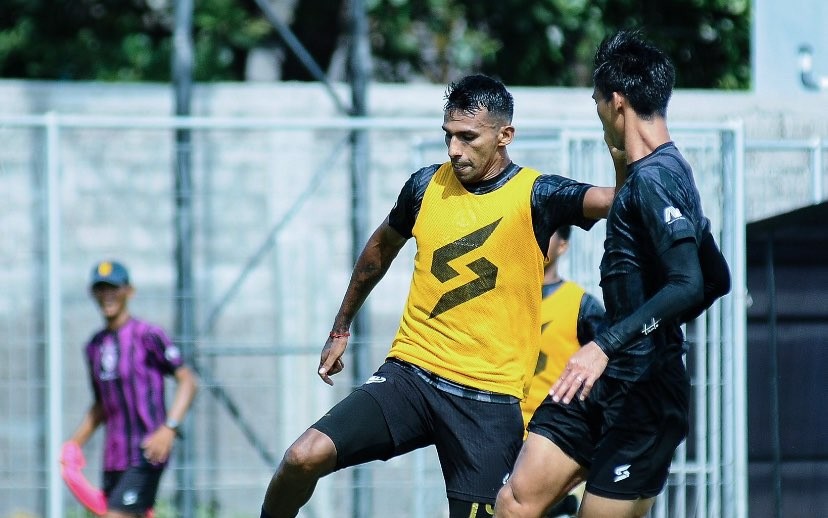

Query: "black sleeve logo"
(429, 218), (501, 318)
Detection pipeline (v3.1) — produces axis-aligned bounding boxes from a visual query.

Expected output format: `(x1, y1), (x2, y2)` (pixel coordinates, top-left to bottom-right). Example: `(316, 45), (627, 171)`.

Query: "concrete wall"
(0, 79), (826, 516)
(754, 0), (828, 95)
(3, 78), (828, 220)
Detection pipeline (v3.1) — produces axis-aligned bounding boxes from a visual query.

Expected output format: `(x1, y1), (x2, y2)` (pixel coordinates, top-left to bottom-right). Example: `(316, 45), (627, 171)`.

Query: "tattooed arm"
(318, 219), (409, 384)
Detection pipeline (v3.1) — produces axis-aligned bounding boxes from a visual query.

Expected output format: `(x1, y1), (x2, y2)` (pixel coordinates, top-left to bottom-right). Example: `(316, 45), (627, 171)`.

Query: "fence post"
(46, 112), (65, 518)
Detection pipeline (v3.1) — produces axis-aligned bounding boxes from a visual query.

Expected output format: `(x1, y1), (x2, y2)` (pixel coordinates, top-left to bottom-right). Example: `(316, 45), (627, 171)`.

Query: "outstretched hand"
(318, 334), (348, 385)
(604, 132), (627, 164)
(549, 342), (609, 404)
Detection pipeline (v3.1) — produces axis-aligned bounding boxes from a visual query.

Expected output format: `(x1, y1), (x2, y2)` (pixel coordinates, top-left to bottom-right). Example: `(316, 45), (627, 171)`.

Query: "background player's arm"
(142, 365), (198, 464)
(67, 401), (105, 447)
(319, 219), (408, 384)
(165, 365), (199, 429)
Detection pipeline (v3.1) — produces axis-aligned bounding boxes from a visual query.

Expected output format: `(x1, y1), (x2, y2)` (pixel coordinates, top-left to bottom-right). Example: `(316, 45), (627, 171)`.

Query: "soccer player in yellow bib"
(260, 74), (624, 518)
(521, 226), (605, 518)
(521, 226), (606, 430)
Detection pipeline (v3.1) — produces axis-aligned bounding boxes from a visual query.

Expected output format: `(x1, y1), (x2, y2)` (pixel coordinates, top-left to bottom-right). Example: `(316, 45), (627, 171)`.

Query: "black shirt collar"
(462, 162), (522, 195)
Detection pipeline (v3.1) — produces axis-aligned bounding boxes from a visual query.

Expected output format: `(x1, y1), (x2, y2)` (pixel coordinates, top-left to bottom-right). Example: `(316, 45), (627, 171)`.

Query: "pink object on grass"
(60, 441), (107, 516)
(60, 442), (155, 517)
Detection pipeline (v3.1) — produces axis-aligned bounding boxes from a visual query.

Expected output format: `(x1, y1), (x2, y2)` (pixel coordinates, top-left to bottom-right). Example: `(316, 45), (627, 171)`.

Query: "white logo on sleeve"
(165, 345), (181, 362)
(614, 464), (632, 483)
(663, 206), (684, 224)
(642, 317), (660, 336)
(364, 375), (386, 385)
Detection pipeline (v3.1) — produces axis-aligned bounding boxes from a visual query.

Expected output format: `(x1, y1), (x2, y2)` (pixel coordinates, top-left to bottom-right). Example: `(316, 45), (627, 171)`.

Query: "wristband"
(329, 332), (350, 339)
(164, 418), (182, 437)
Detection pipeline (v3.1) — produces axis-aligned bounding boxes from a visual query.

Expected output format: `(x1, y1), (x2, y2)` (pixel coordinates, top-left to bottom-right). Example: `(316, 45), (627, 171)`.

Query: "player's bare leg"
(577, 492), (655, 518)
(262, 428), (338, 518)
(495, 432), (585, 517)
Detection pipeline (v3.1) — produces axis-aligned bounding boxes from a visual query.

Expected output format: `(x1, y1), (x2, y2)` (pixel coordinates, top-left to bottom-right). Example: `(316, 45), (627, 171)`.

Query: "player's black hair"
(555, 225), (572, 241)
(444, 74), (514, 124)
(592, 30), (675, 119)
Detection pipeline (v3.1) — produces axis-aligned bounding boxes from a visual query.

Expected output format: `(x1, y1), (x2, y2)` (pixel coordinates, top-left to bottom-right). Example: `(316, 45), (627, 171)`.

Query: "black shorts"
(103, 459), (164, 514)
(528, 355), (690, 500)
(312, 359), (524, 504)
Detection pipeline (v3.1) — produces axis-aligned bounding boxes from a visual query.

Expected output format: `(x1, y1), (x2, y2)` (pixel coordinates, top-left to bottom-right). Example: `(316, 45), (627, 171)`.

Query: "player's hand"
(60, 441), (108, 515)
(60, 441), (85, 470)
(604, 132), (627, 164)
(141, 426), (175, 465)
(318, 333), (347, 386)
(549, 342), (608, 404)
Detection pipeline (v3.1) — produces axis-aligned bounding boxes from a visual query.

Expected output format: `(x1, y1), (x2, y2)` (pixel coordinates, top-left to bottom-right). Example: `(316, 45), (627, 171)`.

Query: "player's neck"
(105, 311), (131, 331)
(623, 116), (671, 163)
(479, 153), (513, 182)
(543, 266), (562, 284)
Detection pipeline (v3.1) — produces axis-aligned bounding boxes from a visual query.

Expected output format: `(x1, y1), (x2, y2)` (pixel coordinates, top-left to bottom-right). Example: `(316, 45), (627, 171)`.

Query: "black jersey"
(388, 162), (596, 255)
(597, 142), (707, 380)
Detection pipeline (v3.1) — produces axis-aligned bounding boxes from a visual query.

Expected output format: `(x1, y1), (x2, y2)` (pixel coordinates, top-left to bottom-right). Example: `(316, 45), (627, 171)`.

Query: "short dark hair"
(592, 30), (675, 119)
(555, 225), (572, 241)
(444, 74), (514, 124)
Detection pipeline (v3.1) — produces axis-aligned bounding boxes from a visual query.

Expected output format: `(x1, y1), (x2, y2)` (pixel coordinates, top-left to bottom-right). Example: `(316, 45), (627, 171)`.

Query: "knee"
(495, 481), (550, 518)
(494, 483), (521, 517)
(280, 431), (336, 479)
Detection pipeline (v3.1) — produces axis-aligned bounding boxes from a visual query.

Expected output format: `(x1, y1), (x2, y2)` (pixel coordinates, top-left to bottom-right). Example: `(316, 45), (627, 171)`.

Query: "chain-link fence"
(0, 115), (749, 518)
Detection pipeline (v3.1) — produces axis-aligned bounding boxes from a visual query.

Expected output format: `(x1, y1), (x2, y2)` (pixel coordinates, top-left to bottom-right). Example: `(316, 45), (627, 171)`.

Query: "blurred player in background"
(495, 30), (730, 518)
(260, 74), (625, 518)
(521, 226), (605, 430)
(62, 260), (198, 518)
(520, 226), (605, 518)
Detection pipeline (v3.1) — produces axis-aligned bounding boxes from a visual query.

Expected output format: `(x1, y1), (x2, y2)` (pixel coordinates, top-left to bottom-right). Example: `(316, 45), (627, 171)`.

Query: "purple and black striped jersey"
(84, 317), (183, 471)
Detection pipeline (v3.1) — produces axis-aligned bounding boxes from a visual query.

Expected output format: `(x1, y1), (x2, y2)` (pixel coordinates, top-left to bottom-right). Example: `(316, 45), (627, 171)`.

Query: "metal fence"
(0, 114), (749, 518)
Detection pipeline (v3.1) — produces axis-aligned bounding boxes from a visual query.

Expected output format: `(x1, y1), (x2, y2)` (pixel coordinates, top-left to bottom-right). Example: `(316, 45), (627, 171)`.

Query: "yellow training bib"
(389, 163), (545, 398)
(521, 281), (585, 428)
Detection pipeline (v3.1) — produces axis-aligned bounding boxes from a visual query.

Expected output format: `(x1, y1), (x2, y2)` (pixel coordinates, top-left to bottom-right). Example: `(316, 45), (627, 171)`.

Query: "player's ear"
(498, 124), (515, 146)
(611, 91), (626, 113)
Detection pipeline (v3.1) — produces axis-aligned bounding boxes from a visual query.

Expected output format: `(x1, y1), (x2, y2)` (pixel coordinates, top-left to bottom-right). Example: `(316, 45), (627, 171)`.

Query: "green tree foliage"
(0, 0), (750, 88)
(367, 0), (751, 88)
(0, 0), (270, 81)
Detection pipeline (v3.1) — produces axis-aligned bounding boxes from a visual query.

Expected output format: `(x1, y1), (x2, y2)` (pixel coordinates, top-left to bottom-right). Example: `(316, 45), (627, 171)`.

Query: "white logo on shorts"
(123, 489), (138, 505)
(364, 375), (386, 385)
(614, 464), (631, 483)
(502, 472), (511, 485)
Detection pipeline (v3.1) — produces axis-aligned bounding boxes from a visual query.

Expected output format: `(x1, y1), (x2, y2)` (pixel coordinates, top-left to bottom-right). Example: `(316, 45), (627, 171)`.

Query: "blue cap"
(90, 260), (130, 287)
